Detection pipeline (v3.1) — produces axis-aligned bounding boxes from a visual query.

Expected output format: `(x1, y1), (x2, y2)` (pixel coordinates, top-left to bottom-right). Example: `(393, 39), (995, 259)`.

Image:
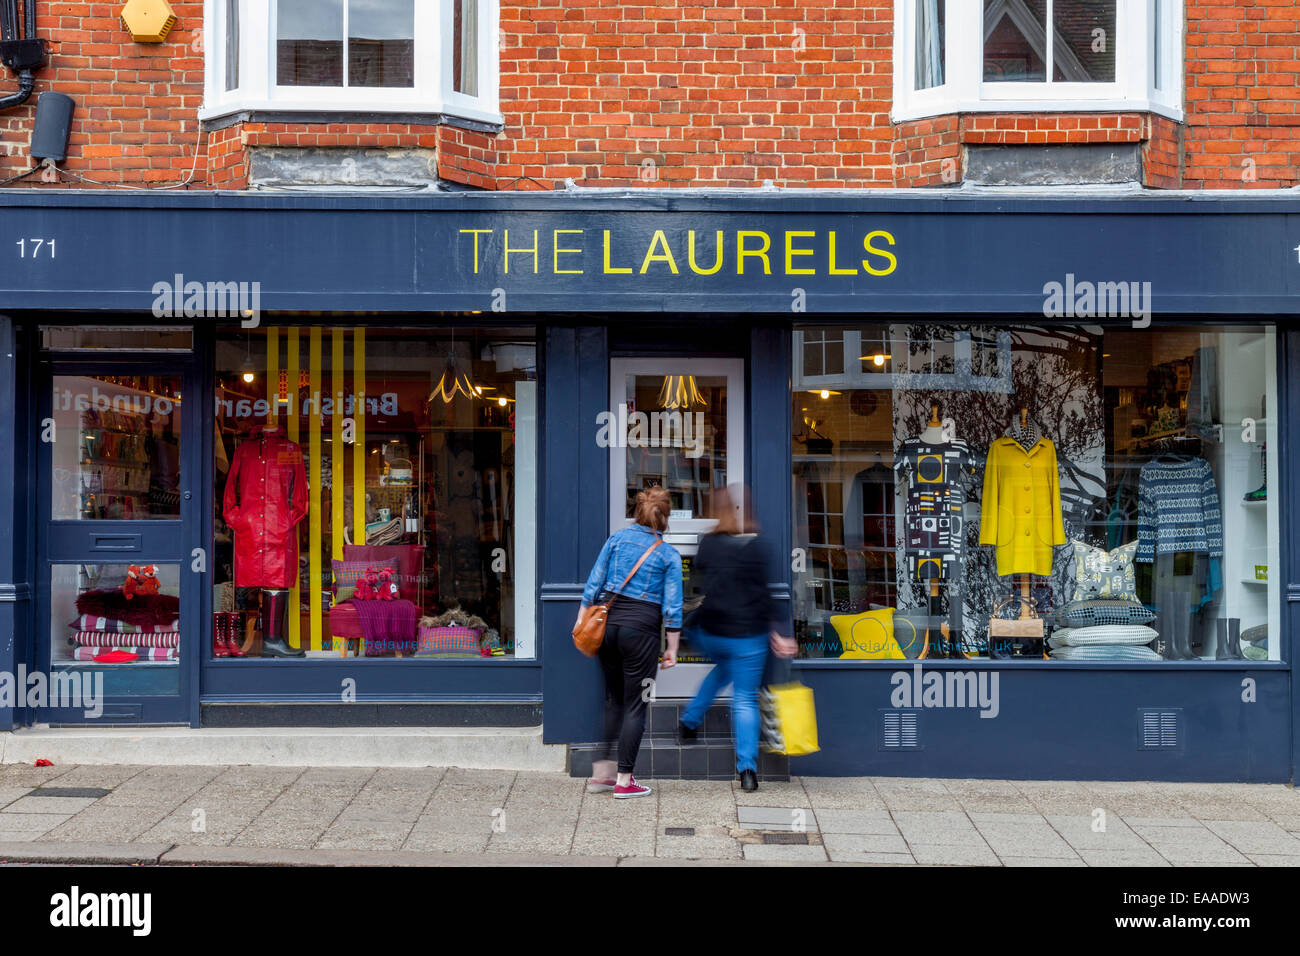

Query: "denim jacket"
(582, 524), (684, 629)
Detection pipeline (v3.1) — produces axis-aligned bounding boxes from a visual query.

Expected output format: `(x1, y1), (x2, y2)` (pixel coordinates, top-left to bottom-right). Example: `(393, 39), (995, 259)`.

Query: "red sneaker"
(613, 777), (652, 799)
(586, 777), (616, 794)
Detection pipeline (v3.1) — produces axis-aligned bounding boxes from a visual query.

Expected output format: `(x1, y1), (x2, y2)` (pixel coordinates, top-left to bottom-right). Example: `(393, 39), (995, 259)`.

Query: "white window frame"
(893, 0), (1183, 123)
(202, 0), (501, 126)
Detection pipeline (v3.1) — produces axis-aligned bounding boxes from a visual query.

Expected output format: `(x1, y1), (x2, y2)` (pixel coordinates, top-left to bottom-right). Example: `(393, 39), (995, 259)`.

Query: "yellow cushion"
(830, 608), (904, 659)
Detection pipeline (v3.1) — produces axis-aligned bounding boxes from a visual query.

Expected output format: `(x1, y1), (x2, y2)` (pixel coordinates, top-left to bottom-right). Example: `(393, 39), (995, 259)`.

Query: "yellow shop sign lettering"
(456, 227), (898, 278)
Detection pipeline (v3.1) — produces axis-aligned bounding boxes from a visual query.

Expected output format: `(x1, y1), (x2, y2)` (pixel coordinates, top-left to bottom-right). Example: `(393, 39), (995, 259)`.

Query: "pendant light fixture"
(658, 375), (708, 410)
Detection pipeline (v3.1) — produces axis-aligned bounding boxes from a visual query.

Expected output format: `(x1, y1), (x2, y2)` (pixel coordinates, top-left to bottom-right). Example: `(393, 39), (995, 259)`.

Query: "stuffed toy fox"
(123, 565), (160, 601)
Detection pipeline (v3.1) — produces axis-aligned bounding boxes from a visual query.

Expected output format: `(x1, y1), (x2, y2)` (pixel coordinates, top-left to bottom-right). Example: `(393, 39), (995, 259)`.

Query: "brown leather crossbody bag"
(572, 539), (664, 657)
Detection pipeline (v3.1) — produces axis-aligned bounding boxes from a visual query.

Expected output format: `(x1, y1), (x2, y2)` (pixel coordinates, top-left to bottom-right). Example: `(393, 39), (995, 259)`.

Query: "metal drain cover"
(32, 787), (111, 798)
(664, 827), (696, 837)
(762, 832), (810, 845)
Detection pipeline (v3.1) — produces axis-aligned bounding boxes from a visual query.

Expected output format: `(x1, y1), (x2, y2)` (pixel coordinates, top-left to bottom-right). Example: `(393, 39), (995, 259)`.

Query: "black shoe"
(739, 769), (758, 792)
(677, 721), (698, 746)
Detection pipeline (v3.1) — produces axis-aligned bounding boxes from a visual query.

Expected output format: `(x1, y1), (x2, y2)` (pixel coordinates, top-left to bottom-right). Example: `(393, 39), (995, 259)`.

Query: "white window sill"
(892, 97), (1184, 125)
(199, 99), (505, 131)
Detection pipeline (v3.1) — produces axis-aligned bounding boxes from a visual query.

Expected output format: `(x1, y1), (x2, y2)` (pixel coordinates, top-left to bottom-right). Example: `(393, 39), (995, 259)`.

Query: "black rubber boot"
(947, 627), (969, 660)
(260, 588), (304, 658)
(1171, 611), (1194, 660)
(739, 769), (758, 792)
(1226, 617), (1244, 660)
(1215, 618), (1232, 661)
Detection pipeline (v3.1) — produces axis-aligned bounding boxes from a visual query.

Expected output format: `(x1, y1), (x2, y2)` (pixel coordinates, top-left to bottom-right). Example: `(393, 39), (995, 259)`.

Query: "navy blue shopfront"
(0, 190), (1296, 781)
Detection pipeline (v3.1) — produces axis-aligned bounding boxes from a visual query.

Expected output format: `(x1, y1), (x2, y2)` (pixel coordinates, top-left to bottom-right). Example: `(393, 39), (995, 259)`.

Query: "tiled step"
(567, 701), (790, 782)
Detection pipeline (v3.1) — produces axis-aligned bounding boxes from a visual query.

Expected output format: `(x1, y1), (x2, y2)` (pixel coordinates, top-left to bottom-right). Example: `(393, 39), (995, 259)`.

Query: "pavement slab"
(0, 766), (1294, 866)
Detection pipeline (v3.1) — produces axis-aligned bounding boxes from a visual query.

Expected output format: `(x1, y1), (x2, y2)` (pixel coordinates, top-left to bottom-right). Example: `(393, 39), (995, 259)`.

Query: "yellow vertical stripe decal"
(331, 329), (344, 561)
(286, 328), (301, 651)
(353, 328), (366, 545)
(308, 328), (322, 653)
(266, 327), (279, 425)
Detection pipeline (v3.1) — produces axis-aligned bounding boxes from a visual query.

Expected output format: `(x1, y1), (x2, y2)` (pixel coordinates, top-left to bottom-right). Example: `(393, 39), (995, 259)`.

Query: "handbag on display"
(572, 540), (663, 657)
(988, 592), (1047, 659)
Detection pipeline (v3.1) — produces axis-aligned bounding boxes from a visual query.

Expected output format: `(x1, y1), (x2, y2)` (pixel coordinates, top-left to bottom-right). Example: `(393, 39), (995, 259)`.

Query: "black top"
(693, 532), (780, 638)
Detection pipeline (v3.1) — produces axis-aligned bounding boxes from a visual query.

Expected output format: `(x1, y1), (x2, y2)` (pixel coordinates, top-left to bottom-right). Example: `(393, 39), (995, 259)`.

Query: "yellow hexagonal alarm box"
(120, 0), (177, 43)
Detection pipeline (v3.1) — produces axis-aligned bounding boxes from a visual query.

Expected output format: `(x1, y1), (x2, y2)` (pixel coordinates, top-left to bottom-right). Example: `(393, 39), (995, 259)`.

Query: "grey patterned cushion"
(1060, 624), (1158, 647)
(1057, 599), (1157, 628)
(1050, 644), (1162, 661)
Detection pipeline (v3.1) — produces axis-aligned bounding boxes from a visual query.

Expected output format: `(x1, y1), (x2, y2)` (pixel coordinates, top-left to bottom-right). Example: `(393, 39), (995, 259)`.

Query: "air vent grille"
(880, 710), (921, 750)
(1138, 709), (1182, 751)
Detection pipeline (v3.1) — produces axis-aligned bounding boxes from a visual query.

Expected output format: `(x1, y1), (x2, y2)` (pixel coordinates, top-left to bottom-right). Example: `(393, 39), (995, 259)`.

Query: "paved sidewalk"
(2, 763), (1300, 866)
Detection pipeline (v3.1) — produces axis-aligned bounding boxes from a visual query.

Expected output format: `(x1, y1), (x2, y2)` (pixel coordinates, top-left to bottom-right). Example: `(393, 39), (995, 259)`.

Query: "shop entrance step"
(567, 701), (790, 782)
(0, 726), (566, 771)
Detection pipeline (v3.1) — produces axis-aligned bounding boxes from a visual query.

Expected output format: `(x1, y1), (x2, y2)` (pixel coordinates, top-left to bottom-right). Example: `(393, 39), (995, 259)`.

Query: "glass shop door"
(35, 359), (199, 724)
(609, 357), (745, 698)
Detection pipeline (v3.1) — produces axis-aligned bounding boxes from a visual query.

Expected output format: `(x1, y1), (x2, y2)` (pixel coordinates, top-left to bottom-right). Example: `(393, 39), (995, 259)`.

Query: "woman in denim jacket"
(580, 486), (683, 798)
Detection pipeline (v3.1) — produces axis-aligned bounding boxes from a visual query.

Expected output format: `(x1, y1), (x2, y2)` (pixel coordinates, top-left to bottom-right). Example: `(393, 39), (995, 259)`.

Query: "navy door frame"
(34, 353), (203, 725)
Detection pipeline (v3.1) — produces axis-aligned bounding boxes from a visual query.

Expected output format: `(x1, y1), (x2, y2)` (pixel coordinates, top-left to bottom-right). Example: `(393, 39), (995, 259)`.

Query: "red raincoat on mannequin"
(222, 426), (308, 588)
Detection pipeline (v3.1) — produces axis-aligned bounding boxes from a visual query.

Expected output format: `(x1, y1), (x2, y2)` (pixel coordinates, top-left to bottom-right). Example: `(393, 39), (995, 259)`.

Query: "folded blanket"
(70, 631), (179, 649)
(72, 647), (178, 662)
(70, 614), (180, 634)
(75, 588), (179, 629)
(349, 599), (419, 656)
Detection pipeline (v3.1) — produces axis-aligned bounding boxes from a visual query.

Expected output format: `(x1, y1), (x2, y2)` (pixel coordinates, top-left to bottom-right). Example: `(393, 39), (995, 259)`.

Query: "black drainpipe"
(0, 0), (47, 111)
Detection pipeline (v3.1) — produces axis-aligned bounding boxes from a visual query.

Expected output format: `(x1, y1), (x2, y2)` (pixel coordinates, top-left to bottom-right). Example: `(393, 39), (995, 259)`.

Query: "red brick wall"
(1182, 0), (1300, 188)
(0, 0), (1293, 191)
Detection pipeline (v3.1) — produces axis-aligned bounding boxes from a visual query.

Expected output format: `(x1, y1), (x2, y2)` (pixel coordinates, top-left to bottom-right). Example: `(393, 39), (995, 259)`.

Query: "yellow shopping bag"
(760, 681), (820, 756)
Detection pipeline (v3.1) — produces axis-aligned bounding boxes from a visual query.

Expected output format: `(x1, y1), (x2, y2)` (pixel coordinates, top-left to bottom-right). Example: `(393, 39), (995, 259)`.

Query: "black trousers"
(597, 623), (661, 774)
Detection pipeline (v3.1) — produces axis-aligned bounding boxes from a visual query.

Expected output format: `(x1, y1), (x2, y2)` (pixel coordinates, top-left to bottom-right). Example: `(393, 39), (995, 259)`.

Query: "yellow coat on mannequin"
(979, 437), (1067, 576)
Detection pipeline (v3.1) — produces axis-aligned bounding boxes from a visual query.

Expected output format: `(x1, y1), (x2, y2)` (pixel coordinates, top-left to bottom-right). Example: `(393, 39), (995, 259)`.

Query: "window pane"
(914, 0), (945, 90)
(1052, 0), (1116, 82)
(983, 0), (1047, 81)
(52, 375), (183, 521)
(214, 327), (537, 660)
(51, 563), (181, 697)
(41, 327), (193, 351)
(1152, 0), (1162, 90)
(454, 0), (480, 96)
(791, 323), (1282, 664)
(349, 0), (415, 88)
(278, 0), (344, 87)
(225, 0), (240, 91)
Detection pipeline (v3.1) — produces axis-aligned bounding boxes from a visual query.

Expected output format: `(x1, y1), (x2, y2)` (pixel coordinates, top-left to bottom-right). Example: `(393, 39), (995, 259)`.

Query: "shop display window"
(791, 323), (1280, 664)
(213, 326), (537, 661)
(49, 563), (182, 696)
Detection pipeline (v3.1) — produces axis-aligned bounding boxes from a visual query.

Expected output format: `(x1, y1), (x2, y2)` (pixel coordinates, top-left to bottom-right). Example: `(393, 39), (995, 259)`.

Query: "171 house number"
(16, 238), (55, 258)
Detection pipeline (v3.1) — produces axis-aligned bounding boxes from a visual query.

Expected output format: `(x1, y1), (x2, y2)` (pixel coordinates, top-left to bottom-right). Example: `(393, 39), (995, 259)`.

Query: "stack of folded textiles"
(1048, 598), (1161, 662)
(69, 589), (181, 663)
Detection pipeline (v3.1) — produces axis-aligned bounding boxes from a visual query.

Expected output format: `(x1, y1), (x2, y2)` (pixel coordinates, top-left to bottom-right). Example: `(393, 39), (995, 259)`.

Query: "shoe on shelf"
(677, 721), (698, 745)
(613, 777), (652, 799)
(739, 769), (758, 792)
(1244, 484), (1267, 502)
(586, 777), (616, 794)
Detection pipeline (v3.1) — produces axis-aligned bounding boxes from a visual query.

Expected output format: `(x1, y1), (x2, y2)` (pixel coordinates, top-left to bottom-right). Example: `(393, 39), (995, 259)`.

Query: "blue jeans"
(681, 630), (768, 773)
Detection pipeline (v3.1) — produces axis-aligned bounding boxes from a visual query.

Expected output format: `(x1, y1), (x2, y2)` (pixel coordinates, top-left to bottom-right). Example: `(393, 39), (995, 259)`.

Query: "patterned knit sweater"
(1136, 456), (1224, 562)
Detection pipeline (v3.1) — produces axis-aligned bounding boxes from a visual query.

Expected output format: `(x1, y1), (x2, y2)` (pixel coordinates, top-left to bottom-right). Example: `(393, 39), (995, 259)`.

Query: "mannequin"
(981, 406), (1065, 659)
(895, 403), (975, 660)
(223, 423), (309, 658)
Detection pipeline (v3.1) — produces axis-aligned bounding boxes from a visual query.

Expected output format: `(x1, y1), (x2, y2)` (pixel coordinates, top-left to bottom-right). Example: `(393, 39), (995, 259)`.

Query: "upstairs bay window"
(203, 0), (499, 125)
(895, 0), (1182, 122)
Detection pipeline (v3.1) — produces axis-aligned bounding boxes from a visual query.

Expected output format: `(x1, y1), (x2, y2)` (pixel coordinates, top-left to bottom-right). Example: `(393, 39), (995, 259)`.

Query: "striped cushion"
(72, 647), (178, 662)
(1051, 644), (1162, 661)
(1057, 624), (1158, 647)
(71, 631), (179, 649)
(71, 614), (180, 634)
